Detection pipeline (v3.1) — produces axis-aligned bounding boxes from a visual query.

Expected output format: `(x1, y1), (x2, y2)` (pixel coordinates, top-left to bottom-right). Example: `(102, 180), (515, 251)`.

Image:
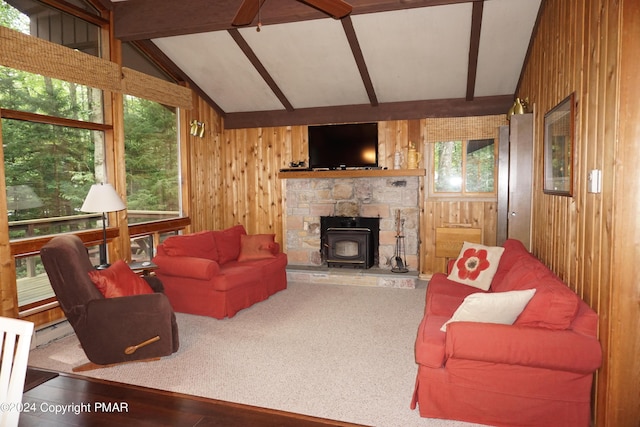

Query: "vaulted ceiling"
(110, 0), (542, 128)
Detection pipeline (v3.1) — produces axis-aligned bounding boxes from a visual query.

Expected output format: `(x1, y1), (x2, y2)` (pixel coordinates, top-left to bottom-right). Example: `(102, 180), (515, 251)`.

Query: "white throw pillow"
(447, 242), (505, 290)
(440, 288), (536, 332)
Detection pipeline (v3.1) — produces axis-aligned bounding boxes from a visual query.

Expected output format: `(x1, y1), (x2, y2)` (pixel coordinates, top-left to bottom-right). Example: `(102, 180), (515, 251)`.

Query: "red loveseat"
(411, 239), (602, 427)
(152, 225), (287, 319)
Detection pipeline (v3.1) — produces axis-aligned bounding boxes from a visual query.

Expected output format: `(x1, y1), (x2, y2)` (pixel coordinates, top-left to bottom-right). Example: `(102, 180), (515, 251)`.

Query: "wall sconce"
(507, 97), (529, 120)
(190, 120), (206, 138)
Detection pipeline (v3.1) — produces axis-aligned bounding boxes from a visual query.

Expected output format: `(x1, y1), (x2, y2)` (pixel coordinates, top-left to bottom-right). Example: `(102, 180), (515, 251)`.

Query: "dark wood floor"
(20, 368), (369, 427)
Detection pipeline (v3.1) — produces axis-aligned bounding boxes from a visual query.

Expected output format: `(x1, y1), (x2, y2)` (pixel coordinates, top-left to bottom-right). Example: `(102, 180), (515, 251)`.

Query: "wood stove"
(321, 216), (379, 268)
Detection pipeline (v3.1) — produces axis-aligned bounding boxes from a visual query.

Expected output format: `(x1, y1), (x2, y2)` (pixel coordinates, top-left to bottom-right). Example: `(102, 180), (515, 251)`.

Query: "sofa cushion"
(237, 234), (277, 261)
(212, 264), (262, 292)
(162, 231), (218, 261)
(154, 255), (220, 280)
(213, 225), (247, 264)
(441, 289), (536, 332)
(426, 275), (485, 301)
(497, 258), (580, 330)
(491, 251), (543, 293)
(489, 239), (532, 290)
(88, 260), (154, 298)
(515, 278), (580, 330)
(448, 242), (505, 291)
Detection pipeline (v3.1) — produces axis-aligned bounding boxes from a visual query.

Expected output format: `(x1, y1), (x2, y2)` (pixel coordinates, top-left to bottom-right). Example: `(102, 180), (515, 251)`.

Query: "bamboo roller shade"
(0, 26), (191, 110)
(121, 67), (192, 110)
(424, 115), (506, 143)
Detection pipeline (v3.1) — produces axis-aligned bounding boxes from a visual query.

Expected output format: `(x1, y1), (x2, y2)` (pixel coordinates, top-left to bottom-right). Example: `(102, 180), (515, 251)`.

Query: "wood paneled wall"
(186, 104), (505, 276)
(518, 0), (639, 425)
(420, 115), (505, 275)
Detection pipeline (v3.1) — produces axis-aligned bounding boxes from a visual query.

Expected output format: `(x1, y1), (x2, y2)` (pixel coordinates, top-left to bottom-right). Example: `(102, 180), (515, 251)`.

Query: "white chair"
(0, 317), (34, 427)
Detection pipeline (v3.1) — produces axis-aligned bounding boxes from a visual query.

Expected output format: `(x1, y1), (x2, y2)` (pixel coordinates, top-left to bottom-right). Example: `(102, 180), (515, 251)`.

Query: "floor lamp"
(80, 183), (126, 270)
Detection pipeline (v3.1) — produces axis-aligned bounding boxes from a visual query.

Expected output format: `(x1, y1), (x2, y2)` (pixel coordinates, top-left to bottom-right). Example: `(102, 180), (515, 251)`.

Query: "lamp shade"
(80, 183), (126, 213)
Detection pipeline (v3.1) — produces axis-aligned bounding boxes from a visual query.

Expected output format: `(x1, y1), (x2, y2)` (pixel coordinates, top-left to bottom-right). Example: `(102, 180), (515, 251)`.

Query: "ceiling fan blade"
(299, 0), (353, 19)
(232, 0), (267, 27)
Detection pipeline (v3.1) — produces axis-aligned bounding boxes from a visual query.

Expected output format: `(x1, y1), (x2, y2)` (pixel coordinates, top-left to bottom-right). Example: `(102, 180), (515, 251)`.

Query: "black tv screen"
(308, 123), (378, 170)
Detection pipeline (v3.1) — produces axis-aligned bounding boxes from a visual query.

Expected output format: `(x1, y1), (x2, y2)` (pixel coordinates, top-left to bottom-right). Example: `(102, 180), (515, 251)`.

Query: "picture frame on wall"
(543, 93), (575, 196)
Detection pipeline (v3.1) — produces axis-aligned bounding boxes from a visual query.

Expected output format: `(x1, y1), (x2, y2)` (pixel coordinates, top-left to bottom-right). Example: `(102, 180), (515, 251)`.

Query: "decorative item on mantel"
(407, 142), (421, 169)
(394, 149), (403, 169)
(507, 97), (529, 120)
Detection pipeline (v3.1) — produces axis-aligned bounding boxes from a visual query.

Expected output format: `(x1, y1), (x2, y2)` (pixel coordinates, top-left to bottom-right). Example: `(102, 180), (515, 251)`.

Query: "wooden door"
(507, 113), (534, 250)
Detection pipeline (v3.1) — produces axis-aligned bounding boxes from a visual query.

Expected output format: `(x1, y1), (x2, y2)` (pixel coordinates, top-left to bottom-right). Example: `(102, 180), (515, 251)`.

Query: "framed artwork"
(544, 93), (575, 196)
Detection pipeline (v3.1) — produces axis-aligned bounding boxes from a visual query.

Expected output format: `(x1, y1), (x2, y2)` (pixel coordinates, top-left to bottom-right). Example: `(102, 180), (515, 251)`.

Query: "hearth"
(321, 216), (379, 269)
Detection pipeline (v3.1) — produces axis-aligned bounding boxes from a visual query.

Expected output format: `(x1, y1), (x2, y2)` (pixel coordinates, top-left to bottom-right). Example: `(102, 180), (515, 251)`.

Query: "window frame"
(1, 0), (191, 318)
(428, 138), (498, 201)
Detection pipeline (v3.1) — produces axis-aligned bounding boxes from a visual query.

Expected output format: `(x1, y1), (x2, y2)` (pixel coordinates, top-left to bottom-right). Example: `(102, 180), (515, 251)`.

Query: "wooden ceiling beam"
(465, 1), (483, 101)
(228, 29), (294, 112)
(113, 0), (482, 41)
(223, 94), (512, 129)
(342, 16), (378, 106)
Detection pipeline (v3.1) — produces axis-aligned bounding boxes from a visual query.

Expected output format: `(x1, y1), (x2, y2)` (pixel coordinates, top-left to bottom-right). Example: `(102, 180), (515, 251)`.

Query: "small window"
(433, 139), (496, 195)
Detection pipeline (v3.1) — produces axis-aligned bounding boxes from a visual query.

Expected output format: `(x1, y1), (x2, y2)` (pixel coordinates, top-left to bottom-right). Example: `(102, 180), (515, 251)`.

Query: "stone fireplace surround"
(283, 174), (420, 287)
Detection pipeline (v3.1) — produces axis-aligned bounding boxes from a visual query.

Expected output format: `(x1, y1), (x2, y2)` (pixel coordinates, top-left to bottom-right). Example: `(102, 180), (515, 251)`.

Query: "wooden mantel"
(278, 169), (426, 179)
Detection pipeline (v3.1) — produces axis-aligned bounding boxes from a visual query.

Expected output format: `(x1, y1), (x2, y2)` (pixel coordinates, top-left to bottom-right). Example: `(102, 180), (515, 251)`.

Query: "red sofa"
(152, 225), (287, 319)
(411, 239), (602, 427)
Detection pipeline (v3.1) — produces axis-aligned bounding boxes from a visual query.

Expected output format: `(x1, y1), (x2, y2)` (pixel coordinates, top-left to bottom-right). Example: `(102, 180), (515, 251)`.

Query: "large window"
(433, 139), (496, 195)
(124, 95), (180, 225)
(1, 0), (107, 309)
(2, 0), (187, 312)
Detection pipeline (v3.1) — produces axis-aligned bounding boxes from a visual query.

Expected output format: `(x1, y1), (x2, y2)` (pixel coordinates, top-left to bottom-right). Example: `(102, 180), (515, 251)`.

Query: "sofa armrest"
(153, 255), (220, 280)
(445, 322), (602, 373)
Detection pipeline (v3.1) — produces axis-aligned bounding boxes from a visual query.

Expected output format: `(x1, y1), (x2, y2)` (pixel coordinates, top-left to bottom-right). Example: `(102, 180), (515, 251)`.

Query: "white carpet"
(28, 282), (488, 427)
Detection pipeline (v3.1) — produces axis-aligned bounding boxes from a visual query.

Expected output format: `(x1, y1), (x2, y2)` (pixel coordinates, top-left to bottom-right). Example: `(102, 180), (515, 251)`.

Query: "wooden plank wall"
(518, 0), (639, 425)
(421, 115), (505, 275)
(186, 105), (505, 276)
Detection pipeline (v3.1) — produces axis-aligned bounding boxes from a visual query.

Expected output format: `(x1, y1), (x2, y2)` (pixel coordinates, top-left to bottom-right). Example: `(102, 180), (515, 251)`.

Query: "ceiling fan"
(232, 0), (353, 27)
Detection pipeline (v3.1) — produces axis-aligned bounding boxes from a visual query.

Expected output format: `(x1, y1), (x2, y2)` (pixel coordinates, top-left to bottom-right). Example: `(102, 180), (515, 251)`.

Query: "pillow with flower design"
(447, 242), (505, 291)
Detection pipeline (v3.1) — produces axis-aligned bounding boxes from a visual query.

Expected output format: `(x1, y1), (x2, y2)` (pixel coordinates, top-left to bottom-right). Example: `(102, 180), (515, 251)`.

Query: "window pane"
(16, 245), (100, 307)
(2, 0), (101, 56)
(4, 119), (106, 239)
(124, 96), (180, 224)
(434, 141), (462, 192)
(16, 255), (52, 307)
(130, 235), (153, 262)
(0, 66), (104, 123)
(465, 139), (495, 193)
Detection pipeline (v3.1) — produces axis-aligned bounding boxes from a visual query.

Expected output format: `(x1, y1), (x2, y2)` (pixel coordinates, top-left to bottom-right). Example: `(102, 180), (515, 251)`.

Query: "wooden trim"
(128, 217), (191, 237)
(39, 0), (110, 26)
(114, 0), (484, 41)
(278, 168), (425, 179)
(608, 1), (640, 425)
(10, 228), (120, 257)
(0, 109), (112, 131)
(224, 96), (513, 129)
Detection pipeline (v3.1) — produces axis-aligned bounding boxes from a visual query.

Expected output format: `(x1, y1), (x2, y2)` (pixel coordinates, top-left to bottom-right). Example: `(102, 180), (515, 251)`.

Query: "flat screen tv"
(308, 123), (378, 170)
